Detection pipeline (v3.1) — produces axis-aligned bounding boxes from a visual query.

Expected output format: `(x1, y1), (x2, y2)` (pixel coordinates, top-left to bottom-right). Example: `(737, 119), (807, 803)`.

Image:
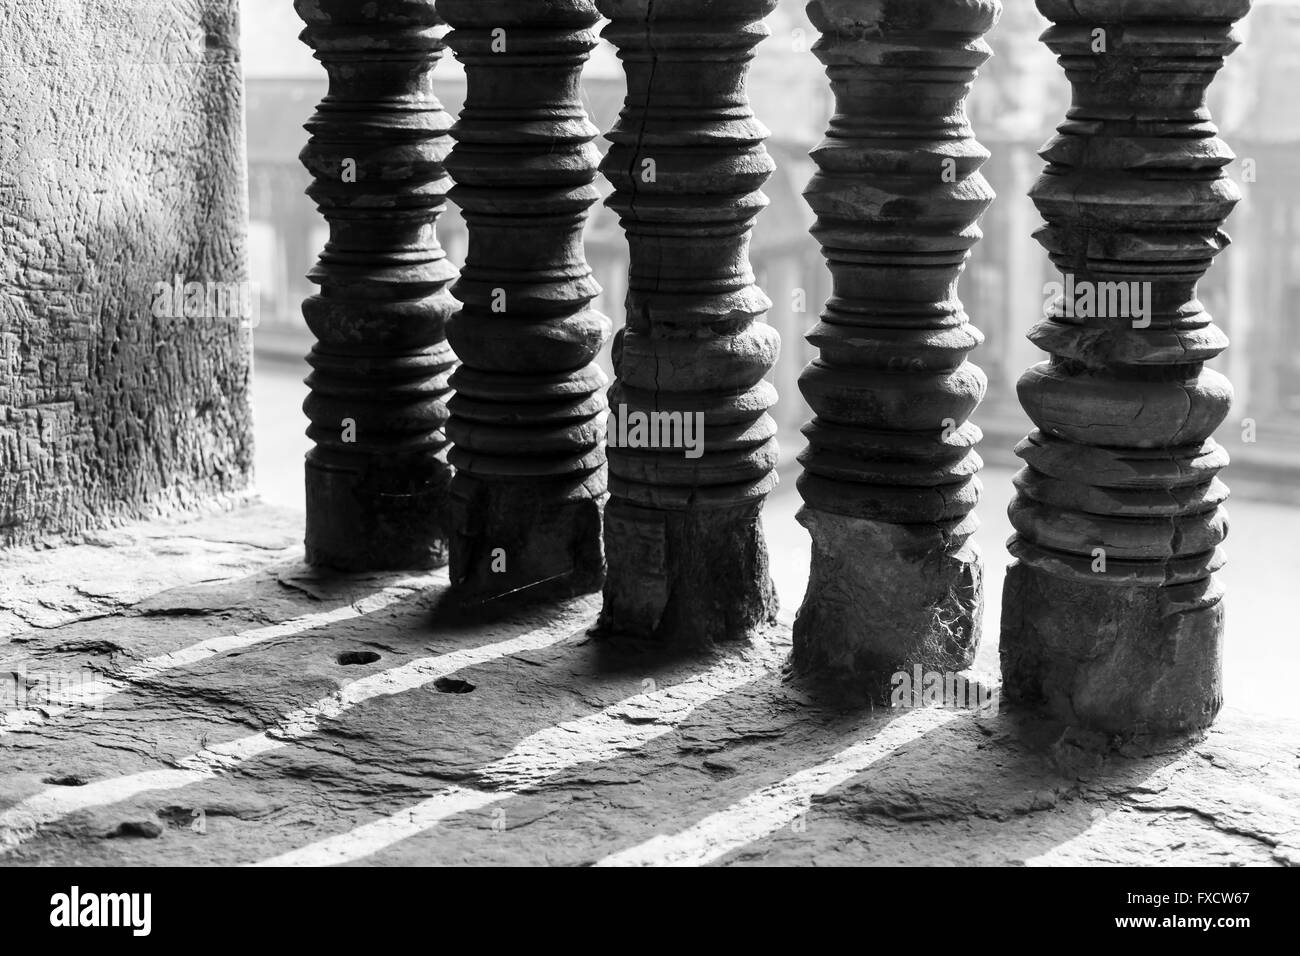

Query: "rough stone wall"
(0, 0), (252, 549)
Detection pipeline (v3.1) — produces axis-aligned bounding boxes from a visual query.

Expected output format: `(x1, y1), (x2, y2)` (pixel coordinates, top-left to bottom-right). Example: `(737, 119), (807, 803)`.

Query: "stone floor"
(0, 503), (1296, 867)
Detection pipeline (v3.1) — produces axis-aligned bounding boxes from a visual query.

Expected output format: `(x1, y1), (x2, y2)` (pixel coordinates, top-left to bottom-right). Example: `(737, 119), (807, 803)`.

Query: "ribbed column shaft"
(296, 0), (457, 571)
(792, 0), (999, 700)
(1002, 0), (1249, 736)
(441, 1), (611, 601)
(594, 0), (781, 646)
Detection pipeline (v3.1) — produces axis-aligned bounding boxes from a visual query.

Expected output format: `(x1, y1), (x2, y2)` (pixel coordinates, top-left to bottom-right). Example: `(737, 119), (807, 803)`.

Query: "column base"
(304, 450), (451, 571)
(597, 498), (778, 647)
(791, 509), (982, 704)
(449, 473), (605, 603)
(1001, 561), (1224, 737)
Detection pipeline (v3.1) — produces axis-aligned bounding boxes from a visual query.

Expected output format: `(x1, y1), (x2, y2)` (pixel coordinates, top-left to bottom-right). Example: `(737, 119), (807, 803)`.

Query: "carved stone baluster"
(594, 0), (781, 646)
(440, 1), (610, 600)
(792, 0), (1000, 699)
(296, 0), (457, 570)
(1003, 0), (1249, 735)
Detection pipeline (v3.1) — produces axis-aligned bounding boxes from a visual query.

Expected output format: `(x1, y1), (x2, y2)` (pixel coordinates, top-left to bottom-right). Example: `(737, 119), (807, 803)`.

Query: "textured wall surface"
(0, 0), (252, 549)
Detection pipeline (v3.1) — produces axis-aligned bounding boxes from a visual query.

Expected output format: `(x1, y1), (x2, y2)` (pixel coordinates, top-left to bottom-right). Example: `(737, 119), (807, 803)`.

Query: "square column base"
(305, 451), (451, 572)
(1001, 561), (1224, 738)
(598, 499), (778, 648)
(791, 509), (983, 704)
(449, 474), (605, 603)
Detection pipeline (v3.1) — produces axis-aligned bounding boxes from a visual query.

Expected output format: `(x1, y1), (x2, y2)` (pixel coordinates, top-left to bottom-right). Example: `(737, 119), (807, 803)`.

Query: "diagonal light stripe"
(0, 572), (444, 736)
(0, 618), (569, 854)
(257, 788), (510, 867)
(595, 706), (964, 867)
(254, 647), (784, 867)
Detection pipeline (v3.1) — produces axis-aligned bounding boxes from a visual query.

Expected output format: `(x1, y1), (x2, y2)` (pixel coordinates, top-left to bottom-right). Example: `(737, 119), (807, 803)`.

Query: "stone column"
(594, 0), (782, 646)
(792, 0), (1000, 701)
(440, 1), (611, 601)
(295, 0), (457, 571)
(1002, 0), (1249, 736)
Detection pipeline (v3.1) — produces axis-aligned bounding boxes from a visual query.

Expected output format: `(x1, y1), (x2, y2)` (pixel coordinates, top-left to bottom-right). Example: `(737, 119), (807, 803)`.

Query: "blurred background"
(239, 0), (1300, 715)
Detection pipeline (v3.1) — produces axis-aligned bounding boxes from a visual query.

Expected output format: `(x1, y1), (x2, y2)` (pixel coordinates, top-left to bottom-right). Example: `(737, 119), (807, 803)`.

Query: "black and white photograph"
(0, 0), (1293, 925)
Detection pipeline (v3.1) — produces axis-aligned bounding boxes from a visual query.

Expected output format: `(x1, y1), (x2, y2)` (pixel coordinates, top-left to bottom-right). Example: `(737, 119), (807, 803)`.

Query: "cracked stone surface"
(0, 503), (299, 641)
(0, 504), (1295, 866)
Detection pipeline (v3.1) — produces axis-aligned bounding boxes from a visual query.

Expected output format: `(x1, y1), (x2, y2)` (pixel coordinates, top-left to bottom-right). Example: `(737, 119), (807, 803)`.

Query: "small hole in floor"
(107, 820), (163, 840)
(43, 774), (89, 787)
(336, 650), (381, 666)
(434, 677), (476, 695)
